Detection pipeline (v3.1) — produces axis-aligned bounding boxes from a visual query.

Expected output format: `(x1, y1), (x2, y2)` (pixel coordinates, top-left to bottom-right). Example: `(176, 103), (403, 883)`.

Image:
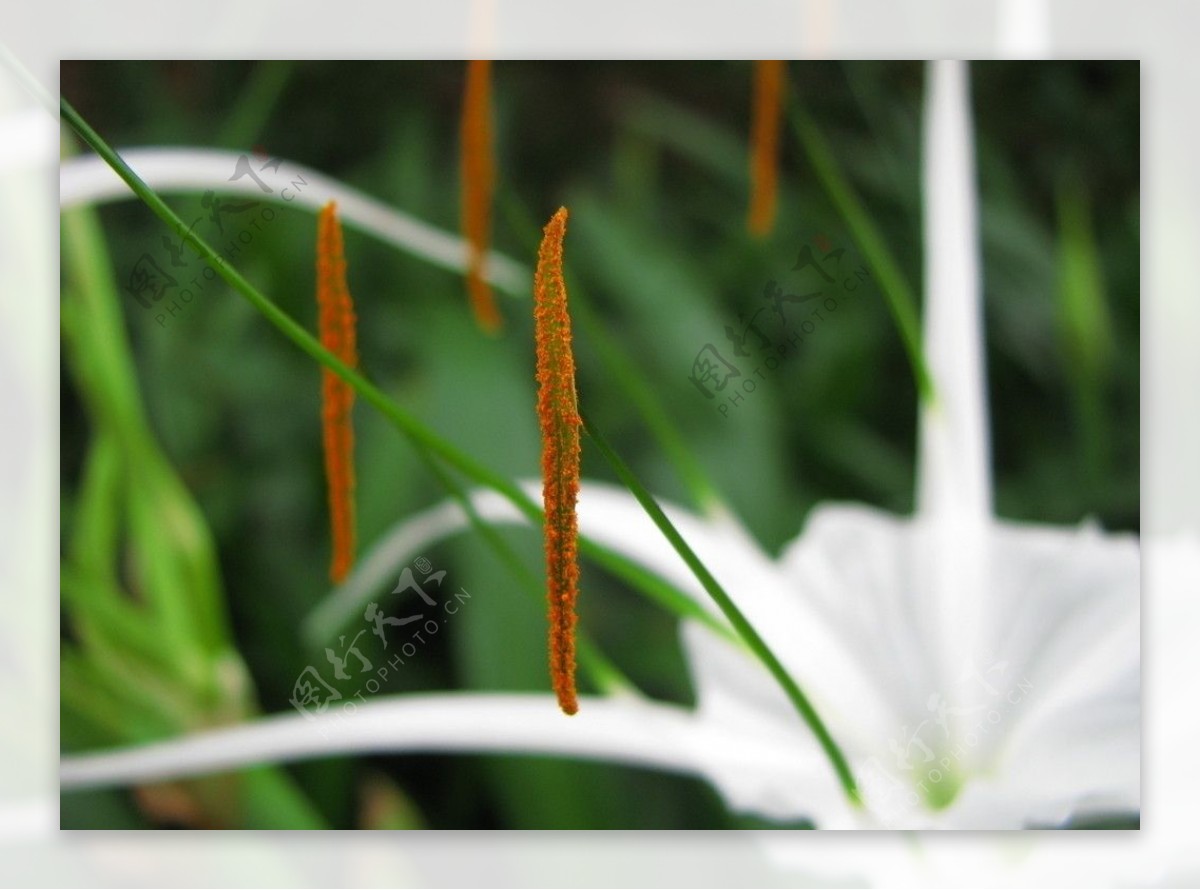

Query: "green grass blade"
(216, 61), (294, 149)
(61, 215), (231, 668)
(580, 409), (861, 805)
(789, 101), (935, 403)
(1056, 176), (1113, 490)
(68, 433), (123, 581)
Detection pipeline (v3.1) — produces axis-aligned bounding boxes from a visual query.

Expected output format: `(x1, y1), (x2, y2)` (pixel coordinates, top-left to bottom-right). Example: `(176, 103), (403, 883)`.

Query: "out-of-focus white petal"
(58, 148), (529, 293)
(964, 521), (1141, 822)
(778, 503), (939, 723)
(983, 520), (1139, 770)
(63, 689), (859, 822)
(989, 687), (1140, 822)
(60, 693), (708, 791)
(775, 503), (1140, 828)
(677, 621), (856, 826)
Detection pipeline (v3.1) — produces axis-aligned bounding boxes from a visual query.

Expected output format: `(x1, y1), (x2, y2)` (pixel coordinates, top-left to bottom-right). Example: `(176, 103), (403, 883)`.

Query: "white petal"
(777, 503), (939, 721)
(677, 622), (853, 825)
(992, 688), (1139, 822)
(60, 693), (703, 791)
(776, 502), (1141, 827)
(58, 148), (529, 294)
(984, 520), (1139, 765)
(61, 689), (856, 829)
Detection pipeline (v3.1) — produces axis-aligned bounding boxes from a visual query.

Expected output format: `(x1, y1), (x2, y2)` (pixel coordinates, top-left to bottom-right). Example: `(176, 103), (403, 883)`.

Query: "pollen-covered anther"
(461, 59), (502, 332)
(748, 59), (786, 237)
(316, 201), (359, 584)
(533, 206), (581, 715)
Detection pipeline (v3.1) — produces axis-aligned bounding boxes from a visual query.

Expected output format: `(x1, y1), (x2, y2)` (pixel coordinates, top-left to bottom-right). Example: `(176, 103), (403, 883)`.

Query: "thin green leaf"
(580, 409), (861, 806)
(789, 101), (935, 402)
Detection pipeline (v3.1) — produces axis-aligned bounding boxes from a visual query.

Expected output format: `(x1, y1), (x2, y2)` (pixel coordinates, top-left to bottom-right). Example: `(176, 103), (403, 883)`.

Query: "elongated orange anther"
(748, 59), (786, 237)
(534, 206), (580, 715)
(316, 201), (359, 583)
(461, 59), (502, 332)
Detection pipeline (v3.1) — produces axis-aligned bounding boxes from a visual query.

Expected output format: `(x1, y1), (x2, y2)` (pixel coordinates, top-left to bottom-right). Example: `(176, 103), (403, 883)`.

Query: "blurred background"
(58, 60), (1138, 830)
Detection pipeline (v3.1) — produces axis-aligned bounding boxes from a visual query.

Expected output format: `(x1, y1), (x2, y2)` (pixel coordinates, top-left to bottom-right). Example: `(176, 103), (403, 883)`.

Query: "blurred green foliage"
(59, 61), (1138, 828)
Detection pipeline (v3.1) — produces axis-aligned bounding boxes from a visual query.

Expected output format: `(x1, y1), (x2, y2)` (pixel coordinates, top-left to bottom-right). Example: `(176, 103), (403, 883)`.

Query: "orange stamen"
(748, 60), (786, 237)
(316, 201), (358, 583)
(534, 206), (580, 716)
(461, 59), (501, 332)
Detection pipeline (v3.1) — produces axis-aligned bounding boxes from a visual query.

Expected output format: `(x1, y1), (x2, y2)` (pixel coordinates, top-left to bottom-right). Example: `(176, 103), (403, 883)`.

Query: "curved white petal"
(777, 503), (939, 719)
(58, 148), (529, 294)
(986, 520), (1139, 746)
(60, 692), (791, 795)
(965, 520), (1141, 819)
(989, 685), (1139, 822)
(677, 621), (855, 826)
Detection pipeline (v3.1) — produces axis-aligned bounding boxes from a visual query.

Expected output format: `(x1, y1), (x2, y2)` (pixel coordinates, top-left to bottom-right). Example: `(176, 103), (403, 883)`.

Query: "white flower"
(60, 61), (1138, 831)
